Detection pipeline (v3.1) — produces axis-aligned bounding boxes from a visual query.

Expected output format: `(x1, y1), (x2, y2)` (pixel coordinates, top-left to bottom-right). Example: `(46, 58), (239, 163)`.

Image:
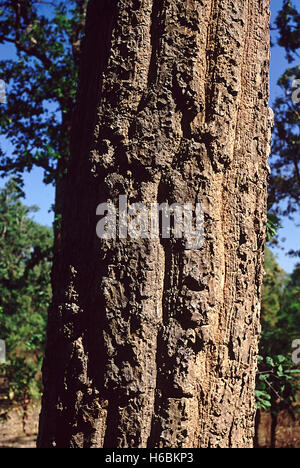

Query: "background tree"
(38, 0), (271, 448)
(0, 179), (53, 421)
(261, 248), (288, 328)
(0, 0), (88, 238)
(269, 0), (300, 256)
(255, 3), (300, 444)
(256, 249), (300, 448)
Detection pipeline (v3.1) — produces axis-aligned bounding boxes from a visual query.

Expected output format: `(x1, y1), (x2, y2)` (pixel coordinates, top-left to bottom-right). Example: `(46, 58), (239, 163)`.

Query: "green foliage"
(256, 353), (299, 414)
(260, 5), (300, 423)
(257, 249), (300, 421)
(261, 248), (287, 328)
(0, 179), (53, 404)
(0, 0), (87, 187)
(266, 212), (281, 243)
(275, 0), (300, 63)
(269, 65), (300, 221)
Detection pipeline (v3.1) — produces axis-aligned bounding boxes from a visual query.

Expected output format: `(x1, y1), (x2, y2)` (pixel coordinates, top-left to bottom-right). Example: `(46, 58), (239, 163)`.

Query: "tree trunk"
(270, 410), (278, 449)
(38, 0), (271, 448)
(254, 409), (261, 448)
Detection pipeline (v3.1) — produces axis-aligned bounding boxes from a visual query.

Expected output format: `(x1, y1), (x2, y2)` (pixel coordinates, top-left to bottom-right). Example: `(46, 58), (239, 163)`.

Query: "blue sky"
(0, 0), (299, 273)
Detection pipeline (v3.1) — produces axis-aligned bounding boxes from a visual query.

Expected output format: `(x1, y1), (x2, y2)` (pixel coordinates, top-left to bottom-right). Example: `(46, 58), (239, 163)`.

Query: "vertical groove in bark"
(38, 0), (271, 448)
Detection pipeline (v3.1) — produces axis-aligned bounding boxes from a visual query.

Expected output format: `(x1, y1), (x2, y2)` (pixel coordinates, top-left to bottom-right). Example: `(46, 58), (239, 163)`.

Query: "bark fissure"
(147, 0), (164, 87)
(204, 0), (220, 122)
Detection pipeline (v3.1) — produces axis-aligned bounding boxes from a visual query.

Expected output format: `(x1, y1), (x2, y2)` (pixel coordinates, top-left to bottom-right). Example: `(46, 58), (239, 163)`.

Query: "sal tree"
(0, 0), (88, 235)
(269, 0), (300, 253)
(38, 0), (271, 448)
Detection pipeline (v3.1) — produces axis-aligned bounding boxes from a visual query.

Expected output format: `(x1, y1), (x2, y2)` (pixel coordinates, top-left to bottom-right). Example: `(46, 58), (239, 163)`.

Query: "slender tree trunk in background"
(270, 410), (278, 449)
(38, 0), (272, 448)
(254, 409), (261, 448)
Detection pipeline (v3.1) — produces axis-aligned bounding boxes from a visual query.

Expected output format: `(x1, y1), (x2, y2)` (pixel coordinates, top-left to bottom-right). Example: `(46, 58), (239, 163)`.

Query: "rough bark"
(38, 0), (271, 448)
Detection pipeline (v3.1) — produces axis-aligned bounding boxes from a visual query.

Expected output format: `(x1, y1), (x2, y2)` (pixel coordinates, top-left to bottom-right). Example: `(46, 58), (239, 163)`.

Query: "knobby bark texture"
(38, 0), (271, 448)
